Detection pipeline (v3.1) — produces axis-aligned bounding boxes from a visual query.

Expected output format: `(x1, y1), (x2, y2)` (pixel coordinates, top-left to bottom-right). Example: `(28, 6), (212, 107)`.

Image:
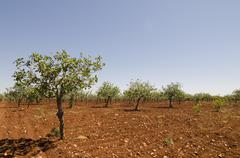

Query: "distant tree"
(0, 94), (3, 102)
(162, 82), (182, 108)
(25, 86), (41, 107)
(13, 51), (104, 139)
(5, 85), (25, 107)
(176, 90), (185, 105)
(66, 90), (77, 108)
(124, 80), (155, 111)
(223, 95), (235, 103)
(184, 93), (193, 101)
(97, 82), (120, 107)
(232, 89), (240, 103)
(194, 93), (212, 103)
(150, 90), (164, 102)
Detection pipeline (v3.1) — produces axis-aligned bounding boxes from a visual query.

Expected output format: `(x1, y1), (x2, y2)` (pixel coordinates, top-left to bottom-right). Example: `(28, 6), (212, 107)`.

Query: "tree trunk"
(169, 97), (173, 108)
(17, 98), (21, 107)
(68, 95), (74, 108)
(105, 96), (111, 107)
(56, 95), (64, 139)
(178, 99), (181, 105)
(134, 97), (142, 111)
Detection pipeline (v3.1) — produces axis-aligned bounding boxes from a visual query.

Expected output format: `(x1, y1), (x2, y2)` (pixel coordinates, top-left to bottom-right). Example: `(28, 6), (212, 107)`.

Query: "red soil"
(0, 101), (240, 158)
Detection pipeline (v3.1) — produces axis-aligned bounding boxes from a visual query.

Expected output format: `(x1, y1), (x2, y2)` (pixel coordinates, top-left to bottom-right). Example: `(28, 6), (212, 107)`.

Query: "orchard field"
(1, 52), (240, 158)
(0, 100), (240, 158)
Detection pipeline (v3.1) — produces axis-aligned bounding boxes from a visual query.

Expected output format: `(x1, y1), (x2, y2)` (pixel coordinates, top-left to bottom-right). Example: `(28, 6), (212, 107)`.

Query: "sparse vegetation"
(162, 82), (182, 108)
(97, 82), (120, 107)
(164, 137), (174, 146)
(213, 97), (225, 112)
(124, 80), (155, 111)
(193, 102), (202, 113)
(232, 89), (240, 103)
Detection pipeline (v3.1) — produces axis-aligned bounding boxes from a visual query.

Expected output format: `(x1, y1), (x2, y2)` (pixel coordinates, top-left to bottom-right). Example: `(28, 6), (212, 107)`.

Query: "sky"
(0, 0), (240, 95)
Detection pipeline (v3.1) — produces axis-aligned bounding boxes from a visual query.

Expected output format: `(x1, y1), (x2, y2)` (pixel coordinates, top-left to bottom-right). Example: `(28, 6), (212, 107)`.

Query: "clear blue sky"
(0, 0), (240, 95)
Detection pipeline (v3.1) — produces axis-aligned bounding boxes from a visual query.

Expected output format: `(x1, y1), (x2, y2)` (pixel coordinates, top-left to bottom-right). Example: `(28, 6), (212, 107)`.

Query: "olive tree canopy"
(13, 50), (105, 139)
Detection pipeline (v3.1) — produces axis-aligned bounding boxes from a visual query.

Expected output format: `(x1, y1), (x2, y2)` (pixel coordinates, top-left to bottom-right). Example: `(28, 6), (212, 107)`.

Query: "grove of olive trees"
(0, 51), (240, 141)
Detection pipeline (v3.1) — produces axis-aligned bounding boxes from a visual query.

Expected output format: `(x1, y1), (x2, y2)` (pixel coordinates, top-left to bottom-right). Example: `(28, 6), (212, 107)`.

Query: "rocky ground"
(0, 101), (240, 158)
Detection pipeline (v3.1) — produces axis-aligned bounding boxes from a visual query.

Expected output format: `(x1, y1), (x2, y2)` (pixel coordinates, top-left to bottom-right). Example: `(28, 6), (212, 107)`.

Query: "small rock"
(211, 139), (215, 142)
(163, 156), (169, 158)
(218, 153), (224, 158)
(142, 142), (147, 147)
(77, 135), (88, 140)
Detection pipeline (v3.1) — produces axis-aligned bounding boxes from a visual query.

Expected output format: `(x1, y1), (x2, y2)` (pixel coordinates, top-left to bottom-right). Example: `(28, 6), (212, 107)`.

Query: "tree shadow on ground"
(0, 137), (55, 158)
(123, 109), (141, 112)
(90, 105), (110, 108)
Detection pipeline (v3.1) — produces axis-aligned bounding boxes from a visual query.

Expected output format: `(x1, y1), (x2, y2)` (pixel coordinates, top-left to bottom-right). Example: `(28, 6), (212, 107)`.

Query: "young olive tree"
(13, 51), (104, 139)
(124, 80), (155, 111)
(97, 82), (120, 107)
(162, 82), (182, 108)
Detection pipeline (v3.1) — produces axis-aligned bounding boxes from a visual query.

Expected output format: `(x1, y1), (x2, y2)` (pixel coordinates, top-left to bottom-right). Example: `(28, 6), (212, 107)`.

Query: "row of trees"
(1, 51), (240, 140)
(3, 80), (240, 111)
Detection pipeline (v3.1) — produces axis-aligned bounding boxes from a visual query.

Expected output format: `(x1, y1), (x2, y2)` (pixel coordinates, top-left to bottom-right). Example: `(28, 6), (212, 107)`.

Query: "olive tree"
(0, 94), (3, 102)
(150, 90), (164, 102)
(13, 51), (104, 139)
(5, 85), (25, 107)
(97, 82), (120, 107)
(176, 90), (185, 105)
(194, 93), (212, 103)
(232, 89), (240, 103)
(162, 82), (182, 108)
(124, 80), (155, 111)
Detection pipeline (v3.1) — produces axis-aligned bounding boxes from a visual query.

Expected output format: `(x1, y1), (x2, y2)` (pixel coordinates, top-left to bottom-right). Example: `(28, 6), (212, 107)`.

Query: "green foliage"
(13, 51), (105, 99)
(150, 90), (165, 101)
(194, 93), (212, 103)
(193, 102), (202, 113)
(213, 97), (225, 112)
(97, 82), (120, 100)
(50, 127), (61, 137)
(162, 82), (183, 107)
(124, 80), (155, 110)
(124, 80), (155, 101)
(13, 51), (104, 139)
(232, 89), (240, 103)
(184, 93), (193, 101)
(164, 137), (174, 146)
(0, 94), (3, 102)
(162, 82), (182, 99)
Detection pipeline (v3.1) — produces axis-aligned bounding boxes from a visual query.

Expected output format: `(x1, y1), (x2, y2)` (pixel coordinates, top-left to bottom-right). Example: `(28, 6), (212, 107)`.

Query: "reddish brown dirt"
(0, 101), (240, 158)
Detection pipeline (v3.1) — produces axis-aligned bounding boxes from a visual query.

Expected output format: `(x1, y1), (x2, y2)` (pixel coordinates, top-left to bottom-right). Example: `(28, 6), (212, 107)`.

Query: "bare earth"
(0, 101), (240, 158)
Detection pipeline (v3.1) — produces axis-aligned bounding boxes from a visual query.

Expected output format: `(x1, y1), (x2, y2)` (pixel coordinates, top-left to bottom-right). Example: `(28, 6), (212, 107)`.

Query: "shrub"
(193, 103), (202, 113)
(213, 97), (225, 112)
(164, 137), (174, 146)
